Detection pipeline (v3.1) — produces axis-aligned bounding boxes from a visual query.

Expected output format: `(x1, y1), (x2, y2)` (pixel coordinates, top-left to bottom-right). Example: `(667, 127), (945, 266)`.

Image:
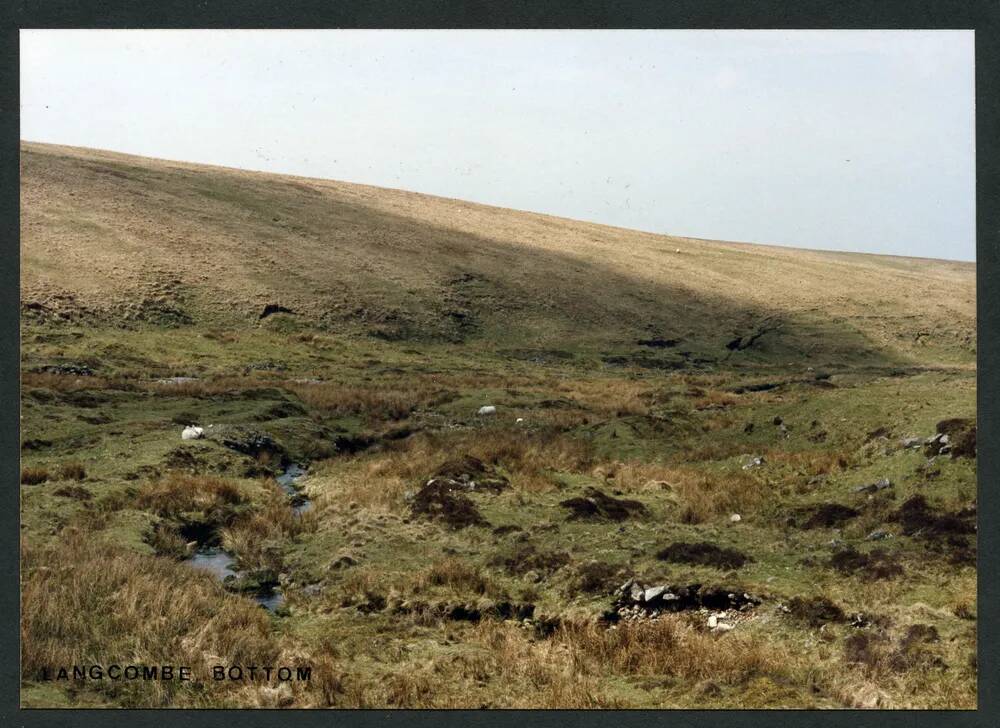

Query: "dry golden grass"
(56, 461), (87, 481)
(411, 558), (499, 597)
(20, 532), (281, 707)
(286, 381), (451, 422)
(554, 617), (800, 685)
(220, 491), (317, 569)
(320, 427), (595, 509)
(20, 467), (49, 485)
(136, 473), (247, 517)
(599, 461), (765, 522)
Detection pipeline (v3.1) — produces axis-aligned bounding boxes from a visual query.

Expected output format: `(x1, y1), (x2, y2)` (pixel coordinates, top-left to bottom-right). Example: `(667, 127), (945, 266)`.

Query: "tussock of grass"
(20, 467), (50, 485)
(136, 473), (247, 517)
(20, 533), (281, 707)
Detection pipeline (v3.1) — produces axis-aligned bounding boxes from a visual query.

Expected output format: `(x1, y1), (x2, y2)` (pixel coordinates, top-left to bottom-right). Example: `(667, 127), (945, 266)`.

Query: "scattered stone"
(430, 456), (509, 493)
(853, 478), (892, 494)
(612, 580), (760, 615)
(866, 529), (893, 541)
(644, 585), (669, 602)
(32, 363), (95, 376)
(901, 437), (922, 449)
(477, 405), (497, 416)
(742, 455), (765, 470)
(730, 513), (742, 523)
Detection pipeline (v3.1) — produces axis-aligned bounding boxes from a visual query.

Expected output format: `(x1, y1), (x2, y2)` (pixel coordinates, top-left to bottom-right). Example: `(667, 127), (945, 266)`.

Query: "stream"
(187, 462), (310, 612)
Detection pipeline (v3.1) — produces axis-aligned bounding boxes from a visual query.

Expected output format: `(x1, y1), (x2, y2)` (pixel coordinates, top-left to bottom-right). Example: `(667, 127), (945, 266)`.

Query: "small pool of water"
(189, 547), (237, 581)
(256, 591), (286, 612)
(187, 546), (283, 612)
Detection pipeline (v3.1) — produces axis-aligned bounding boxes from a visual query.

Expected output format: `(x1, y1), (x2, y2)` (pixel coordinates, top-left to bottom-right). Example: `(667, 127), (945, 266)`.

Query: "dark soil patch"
(21, 439), (53, 451)
(258, 401), (308, 420)
(333, 433), (379, 454)
(489, 541), (571, 577)
(937, 417), (976, 458)
(891, 495), (975, 539)
(729, 381), (781, 394)
(829, 547), (903, 579)
(636, 337), (679, 349)
(560, 487), (646, 521)
(787, 595), (846, 627)
(568, 561), (621, 594)
(409, 480), (488, 529)
(797, 503), (861, 529)
(656, 541), (752, 570)
(259, 304), (295, 320)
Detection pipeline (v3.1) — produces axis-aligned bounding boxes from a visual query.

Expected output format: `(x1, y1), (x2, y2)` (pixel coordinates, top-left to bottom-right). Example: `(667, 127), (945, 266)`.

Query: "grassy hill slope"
(20, 142), (975, 367)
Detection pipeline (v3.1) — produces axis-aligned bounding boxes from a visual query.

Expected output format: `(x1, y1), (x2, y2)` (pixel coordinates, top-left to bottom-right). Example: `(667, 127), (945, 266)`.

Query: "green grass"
(19, 318), (976, 709)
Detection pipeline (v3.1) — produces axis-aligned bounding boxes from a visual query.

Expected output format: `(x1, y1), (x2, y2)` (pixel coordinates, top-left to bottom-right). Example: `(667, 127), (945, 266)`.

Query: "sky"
(20, 30), (975, 261)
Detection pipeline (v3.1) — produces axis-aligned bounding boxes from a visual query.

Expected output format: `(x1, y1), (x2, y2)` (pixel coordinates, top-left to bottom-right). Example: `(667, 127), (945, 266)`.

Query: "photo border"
(1, 2), (996, 726)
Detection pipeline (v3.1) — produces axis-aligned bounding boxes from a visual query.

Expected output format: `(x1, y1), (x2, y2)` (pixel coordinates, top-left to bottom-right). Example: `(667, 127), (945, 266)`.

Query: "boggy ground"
(18, 143), (976, 708)
(19, 322), (976, 709)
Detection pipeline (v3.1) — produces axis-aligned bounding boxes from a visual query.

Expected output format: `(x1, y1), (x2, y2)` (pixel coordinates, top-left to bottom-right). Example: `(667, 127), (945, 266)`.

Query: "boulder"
(477, 405), (497, 416)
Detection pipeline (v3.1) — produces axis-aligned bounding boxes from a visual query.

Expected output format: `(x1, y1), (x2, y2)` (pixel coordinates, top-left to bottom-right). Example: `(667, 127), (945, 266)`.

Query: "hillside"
(20, 142), (975, 366)
(18, 142), (977, 710)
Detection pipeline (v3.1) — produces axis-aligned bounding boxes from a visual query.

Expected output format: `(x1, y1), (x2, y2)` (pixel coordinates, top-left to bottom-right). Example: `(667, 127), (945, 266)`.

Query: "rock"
(741, 456), (765, 470)
(730, 513), (742, 523)
(181, 425), (204, 440)
(866, 529), (892, 541)
(516, 417), (524, 423)
(901, 437), (923, 448)
(629, 583), (646, 603)
(644, 585), (668, 602)
(477, 405), (497, 416)
(714, 622), (734, 632)
(853, 478), (892, 494)
(707, 615), (718, 628)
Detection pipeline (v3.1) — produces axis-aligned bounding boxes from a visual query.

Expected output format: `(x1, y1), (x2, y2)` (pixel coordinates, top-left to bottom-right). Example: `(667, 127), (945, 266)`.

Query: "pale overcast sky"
(20, 30), (975, 261)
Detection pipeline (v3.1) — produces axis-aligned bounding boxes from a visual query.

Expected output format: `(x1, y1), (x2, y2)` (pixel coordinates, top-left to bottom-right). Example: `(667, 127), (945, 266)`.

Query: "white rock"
(644, 585), (668, 602)
(707, 615), (718, 628)
(181, 425), (204, 440)
(516, 417), (524, 423)
(477, 405), (497, 416)
(730, 513), (742, 523)
(715, 622), (734, 632)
